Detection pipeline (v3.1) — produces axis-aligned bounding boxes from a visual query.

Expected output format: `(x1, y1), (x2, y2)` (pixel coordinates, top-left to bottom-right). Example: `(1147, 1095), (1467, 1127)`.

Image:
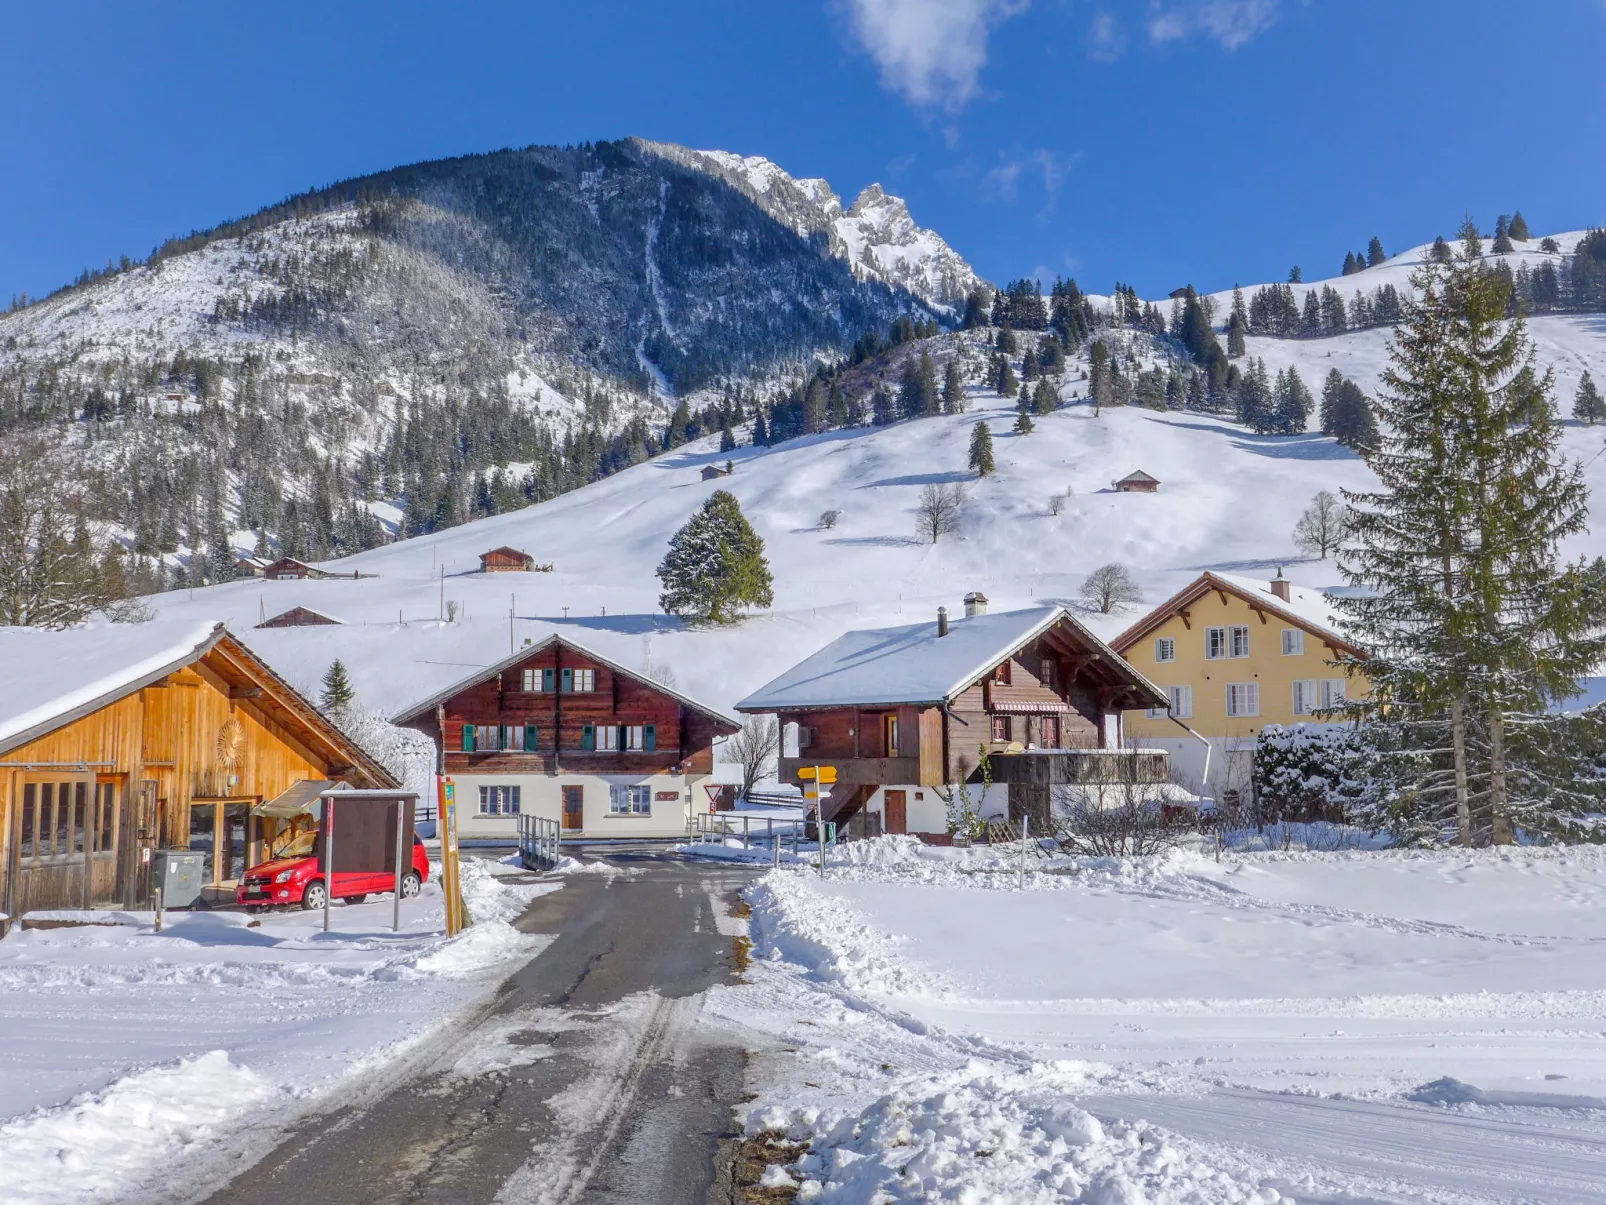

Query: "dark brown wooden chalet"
(262, 557), (319, 580)
(256, 606), (343, 629)
(479, 546), (536, 573)
(735, 598), (1170, 832)
(1113, 470), (1160, 493)
(0, 621), (395, 922)
(392, 634), (739, 837)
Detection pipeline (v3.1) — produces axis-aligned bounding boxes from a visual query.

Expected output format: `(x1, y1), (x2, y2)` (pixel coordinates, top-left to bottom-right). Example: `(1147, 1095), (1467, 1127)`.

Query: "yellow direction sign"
(797, 765), (838, 784)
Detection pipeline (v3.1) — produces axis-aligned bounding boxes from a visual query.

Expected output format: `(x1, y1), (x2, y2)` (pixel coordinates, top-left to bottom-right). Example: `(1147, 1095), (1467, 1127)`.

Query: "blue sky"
(3, 1), (1603, 305)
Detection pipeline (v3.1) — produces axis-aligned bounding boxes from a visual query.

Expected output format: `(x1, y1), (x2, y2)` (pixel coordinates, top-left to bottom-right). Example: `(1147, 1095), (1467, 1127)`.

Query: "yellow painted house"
(1111, 570), (1369, 802)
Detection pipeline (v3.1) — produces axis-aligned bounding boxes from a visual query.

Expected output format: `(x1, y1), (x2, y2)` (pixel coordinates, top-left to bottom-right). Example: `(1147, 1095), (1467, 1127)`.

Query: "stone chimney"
(964, 591), (988, 618)
(1270, 569), (1291, 602)
(937, 606), (949, 637)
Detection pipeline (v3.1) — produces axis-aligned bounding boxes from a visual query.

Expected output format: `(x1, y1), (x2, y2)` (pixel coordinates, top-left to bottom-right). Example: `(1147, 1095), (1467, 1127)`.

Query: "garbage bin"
(153, 850), (206, 909)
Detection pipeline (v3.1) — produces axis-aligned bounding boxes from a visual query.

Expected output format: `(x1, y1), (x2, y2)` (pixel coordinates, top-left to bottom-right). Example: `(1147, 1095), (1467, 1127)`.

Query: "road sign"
(803, 786), (832, 801)
(797, 765), (838, 783)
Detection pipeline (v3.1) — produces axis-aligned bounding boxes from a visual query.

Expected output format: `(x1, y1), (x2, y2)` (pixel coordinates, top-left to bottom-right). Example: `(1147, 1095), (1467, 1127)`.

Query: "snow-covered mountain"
(643, 141), (985, 310)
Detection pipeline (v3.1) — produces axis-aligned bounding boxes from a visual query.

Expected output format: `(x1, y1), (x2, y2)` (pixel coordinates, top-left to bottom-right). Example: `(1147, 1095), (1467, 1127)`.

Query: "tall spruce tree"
(1367, 236), (1387, 267)
(1336, 222), (1606, 845)
(1508, 211), (1531, 241)
(656, 490), (774, 626)
(968, 420), (995, 476)
(320, 659), (356, 715)
(1571, 371), (1604, 425)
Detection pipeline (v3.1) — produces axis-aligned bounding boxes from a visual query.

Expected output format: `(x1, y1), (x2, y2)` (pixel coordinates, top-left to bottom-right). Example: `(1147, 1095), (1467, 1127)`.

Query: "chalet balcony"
(981, 747), (1170, 787)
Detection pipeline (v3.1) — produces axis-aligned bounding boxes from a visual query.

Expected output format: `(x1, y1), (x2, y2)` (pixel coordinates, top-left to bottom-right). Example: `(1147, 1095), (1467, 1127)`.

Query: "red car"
(236, 830), (430, 909)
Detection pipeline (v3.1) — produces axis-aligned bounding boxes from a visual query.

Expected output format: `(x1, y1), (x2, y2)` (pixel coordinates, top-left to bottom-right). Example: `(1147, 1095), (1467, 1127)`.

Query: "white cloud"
(983, 148), (1076, 215)
(1086, 11), (1128, 61)
(1147, 0), (1285, 50)
(838, 0), (1031, 112)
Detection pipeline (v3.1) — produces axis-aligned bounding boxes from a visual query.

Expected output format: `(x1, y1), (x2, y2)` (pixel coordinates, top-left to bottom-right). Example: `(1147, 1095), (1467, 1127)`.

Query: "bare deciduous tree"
(820, 509), (841, 530)
(915, 482), (966, 544)
(1048, 754), (1187, 857)
(724, 716), (780, 803)
(1079, 562), (1142, 614)
(1293, 490), (1348, 559)
(0, 431), (147, 627)
(1049, 494), (1065, 516)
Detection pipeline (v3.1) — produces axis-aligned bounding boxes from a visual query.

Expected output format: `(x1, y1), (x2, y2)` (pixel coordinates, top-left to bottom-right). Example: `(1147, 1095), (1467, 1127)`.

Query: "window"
(797, 725), (815, 750)
(991, 715), (1010, 742)
(1321, 679), (1347, 709)
(1293, 680), (1320, 715)
(1281, 628), (1305, 656)
(1226, 683), (1260, 717)
(93, 780), (117, 854)
(596, 724), (618, 751)
(21, 779), (91, 859)
(478, 785), (521, 815)
(561, 668), (596, 693)
(883, 714), (900, 756)
(1229, 625), (1251, 658)
(521, 667), (555, 692)
(605, 724), (657, 752)
(993, 661), (1011, 685)
(1205, 627), (1227, 659)
(1039, 658), (1056, 688)
(1041, 716), (1061, 748)
(1169, 685), (1193, 718)
(464, 724), (536, 752)
(1155, 637), (1176, 663)
(608, 784), (651, 814)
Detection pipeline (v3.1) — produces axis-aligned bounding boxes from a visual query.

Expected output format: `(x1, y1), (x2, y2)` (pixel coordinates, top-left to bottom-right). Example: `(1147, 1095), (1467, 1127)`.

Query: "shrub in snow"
(1252, 723), (1370, 825)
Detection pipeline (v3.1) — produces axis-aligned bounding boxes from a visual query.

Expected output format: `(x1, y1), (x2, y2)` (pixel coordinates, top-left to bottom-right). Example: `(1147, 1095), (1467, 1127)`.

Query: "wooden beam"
(229, 686), (263, 700)
(1250, 607), (1267, 625)
(1214, 589), (1229, 608)
(1179, 609), (1192, 630)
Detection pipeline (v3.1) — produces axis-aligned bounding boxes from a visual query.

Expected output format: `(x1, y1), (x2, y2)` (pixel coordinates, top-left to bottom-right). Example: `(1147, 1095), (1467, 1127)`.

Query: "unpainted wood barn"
(479, 546), (536, 573)
(0, 621), (394, 921)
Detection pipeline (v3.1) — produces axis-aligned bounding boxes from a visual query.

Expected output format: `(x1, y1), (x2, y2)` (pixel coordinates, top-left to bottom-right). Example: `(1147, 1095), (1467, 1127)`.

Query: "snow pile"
(408, 856), (553, 976)
(0, 1051), (268, 1205)
(752, 1066), (1309, 1204)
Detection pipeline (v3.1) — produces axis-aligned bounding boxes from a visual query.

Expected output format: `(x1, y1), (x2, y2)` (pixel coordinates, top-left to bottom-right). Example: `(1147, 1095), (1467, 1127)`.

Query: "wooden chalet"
(262, 557), (319, 580)
(0, 621), (395, 922)
(479, 546), (536, 573)
(256, 606), (343, 629)
(700, 465), (731, 481)
(394, 634), (739, 840)
(234, 556), (271, 578)
(735, 594), (1170, 834)
(1113, 470), (1160, 493)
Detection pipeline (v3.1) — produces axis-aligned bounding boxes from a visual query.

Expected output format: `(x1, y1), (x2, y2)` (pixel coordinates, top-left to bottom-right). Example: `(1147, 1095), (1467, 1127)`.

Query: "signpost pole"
(392, 795), (406, 933)
(323, 795), (335, 934)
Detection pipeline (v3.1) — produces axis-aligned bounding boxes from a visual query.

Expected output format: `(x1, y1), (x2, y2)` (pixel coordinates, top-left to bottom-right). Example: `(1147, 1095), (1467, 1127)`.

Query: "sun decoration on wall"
(215, 718), (245, 771)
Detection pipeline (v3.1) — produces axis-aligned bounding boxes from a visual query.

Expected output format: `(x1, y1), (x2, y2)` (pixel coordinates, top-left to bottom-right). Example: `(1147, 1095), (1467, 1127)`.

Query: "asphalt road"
(191, 850), (759, 1205)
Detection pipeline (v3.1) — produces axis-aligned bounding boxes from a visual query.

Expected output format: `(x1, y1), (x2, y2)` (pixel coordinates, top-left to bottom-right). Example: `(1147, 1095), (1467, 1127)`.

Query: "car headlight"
(274, 870), (295, 883)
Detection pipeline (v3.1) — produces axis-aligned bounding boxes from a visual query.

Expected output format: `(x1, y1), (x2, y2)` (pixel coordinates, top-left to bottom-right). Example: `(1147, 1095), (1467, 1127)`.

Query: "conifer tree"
(1032, 377), (1056, 415)
(968, 420), (995, 477)
(1342, 251), (1360, 276)
(1573, 371), (1605, 425)
(1508, 211), (1531, 241)
(871, 386), (895, 426)
(753, 411), (770, 445)
(997, 359), (1019, 399)
(962, 289), (989, 330)
(942, 360), (965, 414)
(1288, 266), (1302, 283)
(320, 659), (356, 716)
(1013, 402), (1034, 435)
(1336, 222), (1606, 845)
(1367, 236), (1387, 267)
(718, 419), (736, 452)
(1430, 235), (1452, 264)
(656, 490), (774, 626)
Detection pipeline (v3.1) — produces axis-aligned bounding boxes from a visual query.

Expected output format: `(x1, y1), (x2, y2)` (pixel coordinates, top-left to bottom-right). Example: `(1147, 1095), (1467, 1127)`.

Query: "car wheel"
(300, 880), (327, 911)
(345, 893), (367, 905)
(400, 871), (422, 899)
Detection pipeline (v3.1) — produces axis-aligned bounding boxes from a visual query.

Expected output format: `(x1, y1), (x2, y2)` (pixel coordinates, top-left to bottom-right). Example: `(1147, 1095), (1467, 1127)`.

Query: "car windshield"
(272, 830), (320, 860)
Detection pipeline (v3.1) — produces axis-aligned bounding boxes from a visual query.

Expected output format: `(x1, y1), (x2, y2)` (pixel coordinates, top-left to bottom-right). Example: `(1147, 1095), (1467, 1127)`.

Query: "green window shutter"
(524, 725), (538, 752)
(644, 724), (656, 752)
(581, 724), (595, 751)
(543, 667), (555, 692)
(461, 725), (476, 752)
(561, 667), (574, 693)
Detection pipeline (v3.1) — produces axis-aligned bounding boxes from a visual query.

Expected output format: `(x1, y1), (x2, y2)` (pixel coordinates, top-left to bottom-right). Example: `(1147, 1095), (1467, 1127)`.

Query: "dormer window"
(993, 661), (1011, 685)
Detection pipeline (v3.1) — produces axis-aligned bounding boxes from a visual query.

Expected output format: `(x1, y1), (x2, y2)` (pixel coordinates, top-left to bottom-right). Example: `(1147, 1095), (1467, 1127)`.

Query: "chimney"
(1270, 569), (1291, 602)
(964, 591), (989, 618)
(937, 606), (949, 637)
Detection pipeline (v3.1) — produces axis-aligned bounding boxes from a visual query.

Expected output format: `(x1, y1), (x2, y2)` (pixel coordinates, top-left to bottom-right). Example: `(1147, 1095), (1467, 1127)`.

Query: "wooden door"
(562, 786), (584, 830)
(884, 790), (907, 836)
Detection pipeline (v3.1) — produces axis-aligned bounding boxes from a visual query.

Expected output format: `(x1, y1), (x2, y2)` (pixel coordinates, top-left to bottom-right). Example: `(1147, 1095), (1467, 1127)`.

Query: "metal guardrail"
(517, 814), (562, 870)
(687, 811), (808, 852)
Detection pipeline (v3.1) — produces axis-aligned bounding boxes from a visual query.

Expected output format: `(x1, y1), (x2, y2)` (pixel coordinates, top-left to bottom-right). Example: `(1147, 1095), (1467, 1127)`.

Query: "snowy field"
(0, 858), (554, 1205)
(708, 837), (1606, 1203)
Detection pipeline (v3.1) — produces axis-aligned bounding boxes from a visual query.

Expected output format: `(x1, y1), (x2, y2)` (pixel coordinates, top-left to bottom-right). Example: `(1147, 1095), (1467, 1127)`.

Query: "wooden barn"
(479, 546), (536, 573)
(256, 606), (343, 629)
(0, 621), (394, 922)
(1113, 470), (1161, 493)
(262, 557), (320, 580)
(394, 633), (739, 839)
(700, 465), (730, 481)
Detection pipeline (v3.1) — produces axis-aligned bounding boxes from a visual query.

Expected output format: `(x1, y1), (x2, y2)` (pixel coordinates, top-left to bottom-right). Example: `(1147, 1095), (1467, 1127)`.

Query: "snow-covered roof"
(0, 620), (224, 752)
(1113, 571), (1360, 656)
(391, 632), (742, 731)
(736, 605), (1166, 711)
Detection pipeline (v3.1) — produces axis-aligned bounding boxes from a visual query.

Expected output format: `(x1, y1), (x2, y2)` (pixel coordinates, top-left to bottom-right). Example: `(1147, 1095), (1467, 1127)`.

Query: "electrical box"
(153, 850), (205, 909)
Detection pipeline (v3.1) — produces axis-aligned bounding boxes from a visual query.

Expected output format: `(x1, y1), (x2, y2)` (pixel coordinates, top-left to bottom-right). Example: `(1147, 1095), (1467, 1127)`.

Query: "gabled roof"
(480, 545), (532, 559)
(0, 621), (397, 786)
(735, 605), (1168, 712)
(391, 632), (742, 732)
(1112, 571), (1365, 658)
(1116, 469), (1160, 484)
(257, 606), (344, 628)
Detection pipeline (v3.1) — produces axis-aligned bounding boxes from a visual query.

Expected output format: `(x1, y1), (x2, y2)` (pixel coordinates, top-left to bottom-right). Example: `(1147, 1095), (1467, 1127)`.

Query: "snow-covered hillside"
(136, 285), (1606, 729)
(645, 140), (985, 310)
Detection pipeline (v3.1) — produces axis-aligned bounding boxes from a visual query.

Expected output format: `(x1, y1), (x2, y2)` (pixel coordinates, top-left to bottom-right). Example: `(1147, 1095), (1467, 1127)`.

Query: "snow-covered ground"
(709, 837), (1606, 1203)
(0, 858), (554, 1205)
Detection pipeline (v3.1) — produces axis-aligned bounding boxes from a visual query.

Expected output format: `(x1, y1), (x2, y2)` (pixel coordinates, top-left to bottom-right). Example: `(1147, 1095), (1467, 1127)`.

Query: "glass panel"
(72, 782), (87, 854)
(98, 783), (117, 852)
(20, 784), (36, 858)
(55, 782), (72, 852)
(40, 783), (56, 857)
(189, 803), (218, 885)
(222, 804), (250, 882)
